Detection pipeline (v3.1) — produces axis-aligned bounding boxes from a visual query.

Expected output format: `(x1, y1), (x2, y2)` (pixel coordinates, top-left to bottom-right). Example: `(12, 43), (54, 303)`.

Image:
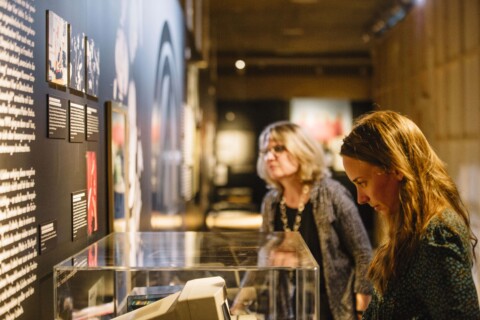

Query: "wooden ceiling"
(208, 0), (398, 77)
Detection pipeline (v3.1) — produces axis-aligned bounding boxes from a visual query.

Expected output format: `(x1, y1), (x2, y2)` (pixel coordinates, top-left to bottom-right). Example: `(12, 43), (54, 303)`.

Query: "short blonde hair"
(257, 121), (330, 190)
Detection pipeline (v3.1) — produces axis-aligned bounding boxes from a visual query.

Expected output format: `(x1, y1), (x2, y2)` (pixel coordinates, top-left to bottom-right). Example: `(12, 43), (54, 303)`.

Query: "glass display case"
(54, 231), (319, 320)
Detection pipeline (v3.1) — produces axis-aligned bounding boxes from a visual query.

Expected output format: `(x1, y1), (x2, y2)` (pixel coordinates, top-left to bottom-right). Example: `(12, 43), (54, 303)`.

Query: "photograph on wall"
(47, 10), (68, 86)
(290, 98), (352, 171)
(107, 101), (129, 232)
(151, 22), (185, 217)
(69, 26), (85, 92)
(86, 37), (100, 97)
(87, 151), (98, 236)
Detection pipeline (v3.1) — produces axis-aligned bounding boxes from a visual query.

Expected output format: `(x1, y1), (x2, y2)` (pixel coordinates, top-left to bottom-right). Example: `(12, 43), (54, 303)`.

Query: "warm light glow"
(206, 211), (262, 230)
(216, 130), (255, 166)
(235, 59), (246, 70)
(225, 111), (236, 121)
(150, 213), (183, 229)
(362, 33), (371, 43)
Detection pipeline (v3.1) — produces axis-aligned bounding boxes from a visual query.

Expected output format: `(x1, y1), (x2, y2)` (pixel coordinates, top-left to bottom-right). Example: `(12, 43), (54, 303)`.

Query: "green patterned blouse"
(363, 209), (480, 320)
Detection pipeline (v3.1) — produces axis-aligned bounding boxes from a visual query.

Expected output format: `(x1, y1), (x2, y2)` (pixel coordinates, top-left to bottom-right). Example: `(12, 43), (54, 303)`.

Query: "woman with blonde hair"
(232, 121), (373, 320)
(340, 110), (480, 319)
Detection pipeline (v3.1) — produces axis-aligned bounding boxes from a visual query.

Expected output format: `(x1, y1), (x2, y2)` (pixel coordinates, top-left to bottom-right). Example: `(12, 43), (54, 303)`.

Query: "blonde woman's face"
(261, 139), (299, 182)
(342, 155), (403, 215)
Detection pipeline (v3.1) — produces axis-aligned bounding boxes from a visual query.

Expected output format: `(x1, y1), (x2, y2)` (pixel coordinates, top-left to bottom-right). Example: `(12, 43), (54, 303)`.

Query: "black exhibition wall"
(0, 0), (185, 319)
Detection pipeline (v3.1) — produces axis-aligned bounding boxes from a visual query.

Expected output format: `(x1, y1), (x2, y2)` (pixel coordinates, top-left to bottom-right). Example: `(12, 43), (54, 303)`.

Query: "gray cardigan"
(261, 177), (373, 320)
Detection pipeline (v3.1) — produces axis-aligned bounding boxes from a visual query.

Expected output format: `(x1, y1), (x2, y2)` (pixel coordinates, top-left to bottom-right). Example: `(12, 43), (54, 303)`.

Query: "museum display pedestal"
(54, 231), (319, 319)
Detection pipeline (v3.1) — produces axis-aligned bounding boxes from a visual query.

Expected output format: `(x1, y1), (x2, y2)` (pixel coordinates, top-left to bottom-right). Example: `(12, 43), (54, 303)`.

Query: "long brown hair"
(340, 110), (476, 294)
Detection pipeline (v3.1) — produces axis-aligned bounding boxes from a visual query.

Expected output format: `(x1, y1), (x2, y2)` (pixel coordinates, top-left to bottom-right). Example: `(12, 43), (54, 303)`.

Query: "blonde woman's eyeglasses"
(259, 145), (287, 156)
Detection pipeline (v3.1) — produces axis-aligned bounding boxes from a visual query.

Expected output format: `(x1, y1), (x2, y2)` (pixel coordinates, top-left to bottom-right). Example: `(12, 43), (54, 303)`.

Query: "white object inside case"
(112, 276), (256, 320)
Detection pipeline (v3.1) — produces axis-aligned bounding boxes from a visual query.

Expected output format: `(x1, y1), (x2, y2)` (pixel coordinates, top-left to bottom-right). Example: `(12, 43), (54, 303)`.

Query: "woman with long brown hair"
(341, 110), (479, 319)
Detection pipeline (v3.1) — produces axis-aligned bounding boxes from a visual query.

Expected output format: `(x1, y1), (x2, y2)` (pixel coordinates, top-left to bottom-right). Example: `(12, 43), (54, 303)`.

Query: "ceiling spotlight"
(235, 59), (246, 70)
(225, 112), (236, 121)
(362, 33), (371, 43)
(368, 1), (415, 38)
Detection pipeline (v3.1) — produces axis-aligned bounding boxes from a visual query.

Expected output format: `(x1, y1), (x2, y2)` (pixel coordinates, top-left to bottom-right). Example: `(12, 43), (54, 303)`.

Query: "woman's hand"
(355, 293), (371, 319)
(268, 235), (300, 267)
(230, 287), (257, 315)
(268, 247), (299, 267)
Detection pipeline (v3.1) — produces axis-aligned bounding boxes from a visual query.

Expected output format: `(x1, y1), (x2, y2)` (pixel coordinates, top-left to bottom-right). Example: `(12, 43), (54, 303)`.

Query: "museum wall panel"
(0, 0), (186, 319)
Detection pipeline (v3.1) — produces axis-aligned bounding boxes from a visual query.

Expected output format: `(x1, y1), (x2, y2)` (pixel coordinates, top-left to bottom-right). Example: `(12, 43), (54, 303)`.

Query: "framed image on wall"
(86, 37), (100, 97)
(47, 10), (68, 86)
(69, 26), (86, 92)
(107, 101), (129, 232)
(290, 98), (352, 172)
(87, 151), (98, 236)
